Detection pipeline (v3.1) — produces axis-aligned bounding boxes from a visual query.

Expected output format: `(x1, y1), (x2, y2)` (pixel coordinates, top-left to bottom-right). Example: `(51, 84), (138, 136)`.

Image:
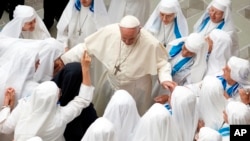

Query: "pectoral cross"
(78, 29), (83, 36)
(114, 65), (121, 75)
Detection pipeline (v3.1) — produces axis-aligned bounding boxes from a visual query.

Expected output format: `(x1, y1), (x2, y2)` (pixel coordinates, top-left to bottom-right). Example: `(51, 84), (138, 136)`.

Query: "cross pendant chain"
(78, 29), (82, 36)
(114, 65), (121, 75)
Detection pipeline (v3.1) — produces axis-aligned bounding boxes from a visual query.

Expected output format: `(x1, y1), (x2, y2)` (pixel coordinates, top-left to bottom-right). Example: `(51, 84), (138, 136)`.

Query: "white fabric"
(198, 127), (222, 141)
(61, 23), (172, 116)
(226, 101), (250, 124)
(1, 5), (50, 39)
(185, 33), (208, 83)
(199, 76), (227, 130)
(212, 0), (231, 12)
(193, 0), (239, 56)
(119, 15), (140, 28)
(0, 82), (94, 141)
(171, 86), (198, 141)
(144, 0), (188, 48)
(56, 0), (109, 49)
(103, 90), (140, 141)
(206, 29), (232, 76)
(227, 56), (250, 87)
(81, 117), (117, 141)
(108, 0), (150, 26)
(0, 43), (39, 108)
(131, 103), (180, 141)
(0, 107), (11, 125)
(0, 35), (63, 82)
(26, 136), (43, 141)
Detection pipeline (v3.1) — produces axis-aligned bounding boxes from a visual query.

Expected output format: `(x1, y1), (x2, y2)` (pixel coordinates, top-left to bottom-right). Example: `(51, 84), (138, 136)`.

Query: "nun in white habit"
(103, 90), (140, 141)
(144, 0), (188, 53)
(218, 56), (250, 100)
(198, 76), (227, 131)
(220, 101), (250, 141)
(0, 44), (40, 108)
(0, 51), (95, 141)
(197, 127), (222, 141)
(131, 103), (180, 141)
(81, 117), (117, 141)
(205, 29), (232, 77)
(171, 86), (199, 141)
(193, 0), (239, 56)
(1, 5), (50, 39)
(56, 0), (110, 50)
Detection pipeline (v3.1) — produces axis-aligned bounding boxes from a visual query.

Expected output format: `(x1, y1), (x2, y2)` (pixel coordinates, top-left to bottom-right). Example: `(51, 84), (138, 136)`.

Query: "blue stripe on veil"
(171, 57), (192, 76)
(168, 18), (184, 58)
(199, 16), (225, 32)
(217, 76), (239, 97)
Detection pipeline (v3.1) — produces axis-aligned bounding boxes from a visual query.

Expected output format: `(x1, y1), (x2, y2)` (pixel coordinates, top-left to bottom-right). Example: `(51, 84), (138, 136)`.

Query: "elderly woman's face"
(239, 88), (250, 105)
(160, 12), (175, 25)
(81, 0), (92, 7)
(208, 6), (224, 23)
(181, 45), (195, 57)
(222, 65), (231, 81)
(22, 18), (36, 32)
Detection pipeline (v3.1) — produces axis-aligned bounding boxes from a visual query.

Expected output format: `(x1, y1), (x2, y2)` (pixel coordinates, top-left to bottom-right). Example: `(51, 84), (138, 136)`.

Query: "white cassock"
(57, 0), (109, 49)
(0, 82), (94, 141)
(108, 0), (150, 26)
(61, 23), (172, 116)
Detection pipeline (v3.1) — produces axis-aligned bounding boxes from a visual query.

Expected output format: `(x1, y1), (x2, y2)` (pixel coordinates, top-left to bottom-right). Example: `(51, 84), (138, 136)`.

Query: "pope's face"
(160, 12), (175, 25)
(119, 26), (140, 46)
(81, 0), (92, 7)
(22, 18), (36, 32)
(208, 6), (224, 23)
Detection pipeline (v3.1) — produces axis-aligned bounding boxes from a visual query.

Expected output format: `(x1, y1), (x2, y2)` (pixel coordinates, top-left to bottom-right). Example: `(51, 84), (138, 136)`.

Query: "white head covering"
(171, 86), (199, 141)
(206, 29), (232, 76)
(0, 42), (40, 107)
(226, 101), (250, 124)
(81, 117), (117, 141)
(26, 136), (43, 141)
(199, 76), (227, 130)
(131, 103), (180, 141)
(170, 32), (208, 83)
(14, 81), (60, 141)
(119, 15), (140, 28)
(103, 89), (140, 141)
(144, 0), (188, 36)
(227, 56), (250, 87)
(1, 5), (50, 39)
(193, 0), (234, 32)
(198, 127), (222, 141)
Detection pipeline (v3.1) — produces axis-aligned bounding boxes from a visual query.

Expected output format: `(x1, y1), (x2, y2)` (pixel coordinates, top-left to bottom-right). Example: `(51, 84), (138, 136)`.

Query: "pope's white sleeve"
(157, 45), (172, 83)
(60, 84), (94, 123)
(61, 43), (86, 64)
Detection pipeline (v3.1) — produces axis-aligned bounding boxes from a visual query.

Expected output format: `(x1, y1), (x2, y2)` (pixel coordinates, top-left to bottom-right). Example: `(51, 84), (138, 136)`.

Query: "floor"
(1, 0), (250, 60)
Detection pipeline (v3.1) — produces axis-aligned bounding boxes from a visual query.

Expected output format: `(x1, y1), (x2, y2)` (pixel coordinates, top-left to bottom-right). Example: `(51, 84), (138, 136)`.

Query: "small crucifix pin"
(114, 65), (121, 75)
